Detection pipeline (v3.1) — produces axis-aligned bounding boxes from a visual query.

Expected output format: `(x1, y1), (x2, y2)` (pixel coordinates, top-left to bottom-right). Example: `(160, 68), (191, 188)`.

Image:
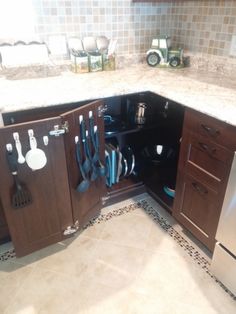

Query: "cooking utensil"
(13, 132), (25, 164)
(96, 36), (109, 53)
(6, 144), (32, 209)
(89, 111), (105, 177)
(25, 129), (47, 171)
(80, 115), (91, 175)
(116, 150), (122, 183)
(105, 149), (112, 187)
(121, 146), (135, 176)
(75, 136), (90, 193)
(94, 127), (106, 177)
(120, 154), (128, 178)
(107, 143), (117, 184)
(85, 130), (97, 181)
(83, 36), (97, 52)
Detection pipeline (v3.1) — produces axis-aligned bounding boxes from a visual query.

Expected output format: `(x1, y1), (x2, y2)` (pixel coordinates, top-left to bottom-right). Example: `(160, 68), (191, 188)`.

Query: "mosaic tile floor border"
(0, 199), (235, 300)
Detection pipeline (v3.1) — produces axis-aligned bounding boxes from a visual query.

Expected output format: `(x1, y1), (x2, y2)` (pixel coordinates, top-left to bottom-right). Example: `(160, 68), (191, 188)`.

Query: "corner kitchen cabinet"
(0, 100), (106, 257)
(1, 92), (184, 256)
(173, 109), (236, 252)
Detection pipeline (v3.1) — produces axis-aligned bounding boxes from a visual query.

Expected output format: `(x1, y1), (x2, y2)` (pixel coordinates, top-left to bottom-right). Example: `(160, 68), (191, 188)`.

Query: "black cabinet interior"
(103, 92), (184, 211)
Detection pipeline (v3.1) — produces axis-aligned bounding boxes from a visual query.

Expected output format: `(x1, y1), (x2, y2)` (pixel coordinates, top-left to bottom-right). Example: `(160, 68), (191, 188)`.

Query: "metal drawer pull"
(198, 142), (216, 155)
(201, 124), (220, 137)
(192, 182), (208, 195)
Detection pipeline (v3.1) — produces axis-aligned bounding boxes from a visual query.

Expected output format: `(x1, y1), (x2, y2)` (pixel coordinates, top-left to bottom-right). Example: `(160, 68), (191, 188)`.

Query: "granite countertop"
(0, 64), (236, 127)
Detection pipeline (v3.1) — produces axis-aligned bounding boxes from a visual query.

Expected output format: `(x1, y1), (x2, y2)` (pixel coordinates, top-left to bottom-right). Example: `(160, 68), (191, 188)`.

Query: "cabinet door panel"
(0, 199), (10, 243)
(61, 100), (106, 227)
(0, 118), (73, 256)
(174, 172), (221, 251)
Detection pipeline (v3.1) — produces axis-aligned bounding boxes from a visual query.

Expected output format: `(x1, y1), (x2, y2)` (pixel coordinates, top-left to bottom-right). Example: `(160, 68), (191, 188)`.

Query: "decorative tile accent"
(1, 198), (235, 301)
(0, 248), (15, 262)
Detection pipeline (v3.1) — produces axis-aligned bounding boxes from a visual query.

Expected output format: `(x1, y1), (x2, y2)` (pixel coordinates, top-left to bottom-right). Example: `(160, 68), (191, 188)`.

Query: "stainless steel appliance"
(211, 152), (236, 295)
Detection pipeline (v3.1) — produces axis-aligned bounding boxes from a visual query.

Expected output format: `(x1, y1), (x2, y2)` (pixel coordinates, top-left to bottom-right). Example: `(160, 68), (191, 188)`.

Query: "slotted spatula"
(6, 145), (32, 209)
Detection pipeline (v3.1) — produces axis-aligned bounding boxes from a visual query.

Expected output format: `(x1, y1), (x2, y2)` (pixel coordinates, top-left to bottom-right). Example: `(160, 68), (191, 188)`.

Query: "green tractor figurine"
(146, 36), (184, 68)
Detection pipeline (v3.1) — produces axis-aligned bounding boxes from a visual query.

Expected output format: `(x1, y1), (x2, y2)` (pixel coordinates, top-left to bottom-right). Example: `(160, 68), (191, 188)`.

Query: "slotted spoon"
(6, 148), (32, 209)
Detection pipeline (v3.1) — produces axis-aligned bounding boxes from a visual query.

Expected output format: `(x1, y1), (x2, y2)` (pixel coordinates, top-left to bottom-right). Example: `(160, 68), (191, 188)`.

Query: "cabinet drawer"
(185, 133), (233, 191)
(184, 109), (236, 150)
(173, 171), (222, 251)
(178, 132), (233, 193)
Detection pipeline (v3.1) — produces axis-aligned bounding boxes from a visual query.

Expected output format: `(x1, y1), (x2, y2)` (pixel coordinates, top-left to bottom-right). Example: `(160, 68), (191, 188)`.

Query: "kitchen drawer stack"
(173, 109), (236, 251)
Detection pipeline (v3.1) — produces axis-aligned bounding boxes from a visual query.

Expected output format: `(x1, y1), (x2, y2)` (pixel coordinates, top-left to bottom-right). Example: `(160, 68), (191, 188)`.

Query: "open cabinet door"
(61, 100), (106, 228)
(0, 117), (73, 257)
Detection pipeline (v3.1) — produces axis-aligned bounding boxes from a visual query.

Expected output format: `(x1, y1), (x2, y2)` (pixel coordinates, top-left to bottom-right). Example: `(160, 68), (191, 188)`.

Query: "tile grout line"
(1, 198), (236, 301)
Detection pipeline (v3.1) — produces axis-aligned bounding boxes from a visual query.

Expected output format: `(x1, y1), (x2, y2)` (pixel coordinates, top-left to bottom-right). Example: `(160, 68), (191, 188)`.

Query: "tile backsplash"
(0, 0), (235, 71)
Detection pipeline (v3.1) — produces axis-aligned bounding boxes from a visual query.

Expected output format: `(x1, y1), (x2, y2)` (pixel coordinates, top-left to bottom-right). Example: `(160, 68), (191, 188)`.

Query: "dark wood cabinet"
(0, 199), (10, 244)
(173, 108), (236, 251)
(1, 94), (235, 256)
(0, 100), (105, 256)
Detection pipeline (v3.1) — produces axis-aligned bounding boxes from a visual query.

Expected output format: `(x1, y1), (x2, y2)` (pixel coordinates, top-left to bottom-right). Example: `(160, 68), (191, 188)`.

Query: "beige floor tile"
(132, 249), (236, 313)
(82, 240), (146, 289)
(99, 211), (154, 249)
(28, 235), (100, 277)
(145, 219), (186, 257)
(5, 267), (84, 314)
(0, 261), (34, 313)
(80, 221), (106, 239)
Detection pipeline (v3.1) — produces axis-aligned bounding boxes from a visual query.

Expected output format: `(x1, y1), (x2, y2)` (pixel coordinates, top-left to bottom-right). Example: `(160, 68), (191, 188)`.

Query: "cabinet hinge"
(98, 104), (107, 117)
(49, 121), (69, 137)
(63, 220), (79, 236)
(101, 196), (109, 205)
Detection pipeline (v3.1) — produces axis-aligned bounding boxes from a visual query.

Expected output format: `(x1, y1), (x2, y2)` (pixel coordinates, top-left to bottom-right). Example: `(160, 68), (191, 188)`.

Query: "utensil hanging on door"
(13, 132), (25, 164)
(25, 129), (47, 171)
(84, 130), (98, 181)
(79, 115), (91, 176)
(89, 111), (106, 177)
(6, 143), (32, 209)
(75, 136), (90, 193)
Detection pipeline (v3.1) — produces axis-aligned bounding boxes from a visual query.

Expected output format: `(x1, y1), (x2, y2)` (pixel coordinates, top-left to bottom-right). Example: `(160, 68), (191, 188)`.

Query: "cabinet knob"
(201, 124), (220, 137)
(198, 142), (216, 156)
(192, 182), (208, 195)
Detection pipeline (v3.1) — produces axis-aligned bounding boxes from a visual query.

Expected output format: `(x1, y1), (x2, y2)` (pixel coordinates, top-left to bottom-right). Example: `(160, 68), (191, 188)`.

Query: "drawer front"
(173, 171), (222, 251)
(184, 109), (236, 150)
(178, 132), (233, 192)
(185, 133), (232, 190)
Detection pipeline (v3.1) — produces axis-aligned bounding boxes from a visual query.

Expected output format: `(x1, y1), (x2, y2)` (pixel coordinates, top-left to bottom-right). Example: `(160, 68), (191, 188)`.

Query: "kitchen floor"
(0, 193), (235, 314)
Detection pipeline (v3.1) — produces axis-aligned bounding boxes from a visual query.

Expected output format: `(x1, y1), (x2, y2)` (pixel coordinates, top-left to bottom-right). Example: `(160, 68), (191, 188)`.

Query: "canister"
(75, 51), (89, 73)
(89, 51), (102, 72)
(102, 53), (116, 71)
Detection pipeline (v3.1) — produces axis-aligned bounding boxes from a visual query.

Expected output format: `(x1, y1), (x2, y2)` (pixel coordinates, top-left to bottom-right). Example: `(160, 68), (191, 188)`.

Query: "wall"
(31, 0), (168, 55)
(168, 0), (236, 72)
(0, 1), (235, 71)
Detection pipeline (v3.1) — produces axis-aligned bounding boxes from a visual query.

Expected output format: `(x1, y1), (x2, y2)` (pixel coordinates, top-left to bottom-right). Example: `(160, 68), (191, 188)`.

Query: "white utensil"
(13, 132), (25, 164)
(25, 129), (47, 171)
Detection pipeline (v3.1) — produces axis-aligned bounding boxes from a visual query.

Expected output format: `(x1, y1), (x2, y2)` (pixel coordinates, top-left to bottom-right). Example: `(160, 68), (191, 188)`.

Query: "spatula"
(6, 144), (32, 209)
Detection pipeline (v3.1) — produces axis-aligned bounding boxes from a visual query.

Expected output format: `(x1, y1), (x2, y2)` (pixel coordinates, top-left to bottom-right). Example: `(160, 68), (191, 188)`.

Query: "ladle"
(80, 115), (91, 175)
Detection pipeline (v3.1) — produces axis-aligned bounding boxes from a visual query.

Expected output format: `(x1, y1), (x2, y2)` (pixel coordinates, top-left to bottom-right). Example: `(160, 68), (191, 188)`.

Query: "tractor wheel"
(169, 57), (180, 67)
(146, 52), (161, 67)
